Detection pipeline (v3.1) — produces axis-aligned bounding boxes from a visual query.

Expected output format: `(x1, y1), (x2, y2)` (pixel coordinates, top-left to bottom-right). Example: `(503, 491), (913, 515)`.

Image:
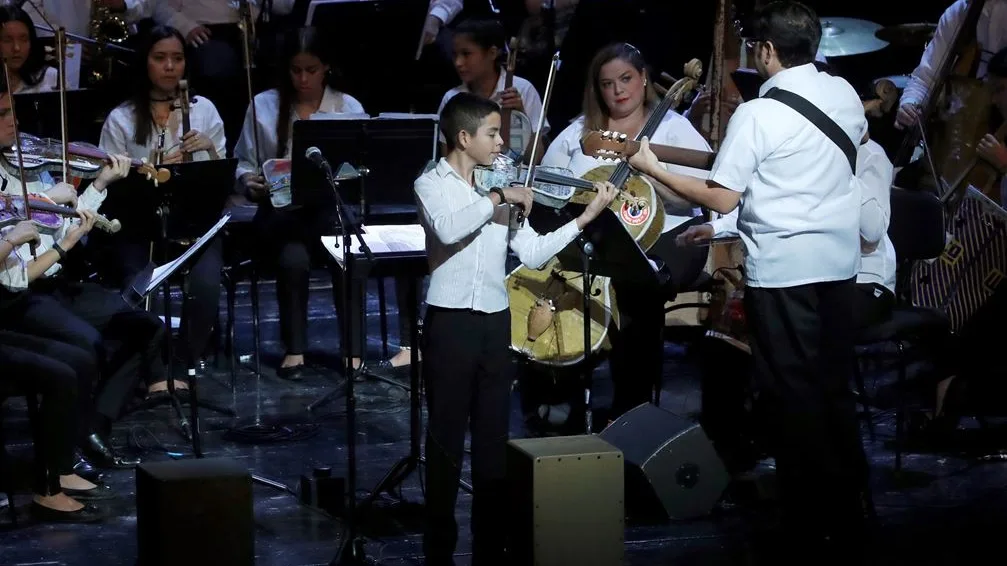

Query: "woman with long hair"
(541, 42), (712, 422)
(98, 24), (226, 396)
(0, 5), (57, 94)
(235, 27), (368, 379)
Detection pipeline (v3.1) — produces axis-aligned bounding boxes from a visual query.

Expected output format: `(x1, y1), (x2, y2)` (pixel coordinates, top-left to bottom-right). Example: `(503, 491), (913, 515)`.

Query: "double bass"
(896, 0), (992, 209)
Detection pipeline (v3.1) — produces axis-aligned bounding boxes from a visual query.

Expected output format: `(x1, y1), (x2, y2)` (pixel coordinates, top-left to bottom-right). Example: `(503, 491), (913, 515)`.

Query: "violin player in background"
(540, 42), (711, 423)
(0, 5), (58, 94)
(0, 220), (110, 523)
(437, 17), (549, 164)
(97, 24), (226, 384)
(236, 27), (370, 379)
(895, 0), (1007, 130)
(0, 72), (158, 471)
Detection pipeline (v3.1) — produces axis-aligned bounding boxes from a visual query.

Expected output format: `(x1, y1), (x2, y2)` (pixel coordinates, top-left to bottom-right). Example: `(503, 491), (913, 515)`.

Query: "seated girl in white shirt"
(437, 16), (549, 163)
(540, 42), (712, 423)
(0, 5), (58, 94)
(235, 27), (369, 379)
(97, 25), (227, 391)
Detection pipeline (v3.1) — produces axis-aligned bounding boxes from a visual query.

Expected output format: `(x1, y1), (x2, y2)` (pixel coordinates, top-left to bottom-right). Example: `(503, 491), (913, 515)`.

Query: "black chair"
(0, 387), (42, 528)
(854, 186), (949, 472)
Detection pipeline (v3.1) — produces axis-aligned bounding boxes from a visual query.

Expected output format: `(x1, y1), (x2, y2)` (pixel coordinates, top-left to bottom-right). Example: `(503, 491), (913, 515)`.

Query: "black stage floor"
(2, 273), (1006, 565)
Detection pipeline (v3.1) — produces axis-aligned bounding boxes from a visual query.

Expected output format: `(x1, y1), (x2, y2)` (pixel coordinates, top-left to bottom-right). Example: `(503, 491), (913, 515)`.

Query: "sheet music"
(146, 214), (230, 293)
(377, 112), (439, 121)
(322, 224), (426, 267)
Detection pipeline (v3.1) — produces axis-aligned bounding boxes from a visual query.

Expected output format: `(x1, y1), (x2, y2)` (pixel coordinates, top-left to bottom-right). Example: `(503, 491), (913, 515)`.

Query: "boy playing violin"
(415, 91), (616, 565)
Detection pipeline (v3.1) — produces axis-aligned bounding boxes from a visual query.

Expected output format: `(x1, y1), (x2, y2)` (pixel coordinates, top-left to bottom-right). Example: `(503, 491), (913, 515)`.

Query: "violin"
(0, 134), (171, 184)
(0, 192), (121, 235)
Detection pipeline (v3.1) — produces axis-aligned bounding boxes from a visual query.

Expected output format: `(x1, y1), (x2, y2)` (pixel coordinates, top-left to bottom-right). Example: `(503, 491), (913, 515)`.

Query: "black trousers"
(852, 282), (895, 331)
(745, 278), (868, 552)
(112, 238), (223, 359)
(254, 204), (365, 357)
(608, 218), (709, 417)
(422, 306), (512, 566)
(0, 330), (93, 495)
(0, 283), (167, 427)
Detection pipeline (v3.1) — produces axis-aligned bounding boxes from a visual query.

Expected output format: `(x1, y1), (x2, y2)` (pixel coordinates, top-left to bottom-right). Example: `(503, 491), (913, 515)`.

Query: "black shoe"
(30, 501), (106, 523)
(82, 434), (141, 469)
(277, 364), (304, 381)
(62, 482), (117, 501)
(72, 450), (104, 484)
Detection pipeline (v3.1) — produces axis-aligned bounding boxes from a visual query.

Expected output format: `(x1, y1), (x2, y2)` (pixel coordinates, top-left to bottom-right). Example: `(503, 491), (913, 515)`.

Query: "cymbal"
(818, 17), (888, 57)
(874, 23), (936, 47)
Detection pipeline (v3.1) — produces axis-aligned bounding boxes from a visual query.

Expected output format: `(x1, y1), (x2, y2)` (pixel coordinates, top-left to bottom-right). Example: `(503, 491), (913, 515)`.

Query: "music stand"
(292, 118), (436, 397)
(290, 117), (438, 217)
(115, 159), (239, 443)
(12, 89), (107, 144)
(530, 203), (663, 433)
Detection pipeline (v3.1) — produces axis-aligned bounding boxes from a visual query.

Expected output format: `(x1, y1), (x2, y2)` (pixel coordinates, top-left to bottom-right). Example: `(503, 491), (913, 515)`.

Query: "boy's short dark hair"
(440, 92), (500, 151)
(749, 1), (821, 68)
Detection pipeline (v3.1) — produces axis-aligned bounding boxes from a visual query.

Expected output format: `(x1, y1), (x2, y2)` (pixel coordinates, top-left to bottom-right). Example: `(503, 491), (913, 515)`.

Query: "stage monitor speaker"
(599, 403), (729, 520)
(507, 435), (625, 566)
(136, 458), (254, 566)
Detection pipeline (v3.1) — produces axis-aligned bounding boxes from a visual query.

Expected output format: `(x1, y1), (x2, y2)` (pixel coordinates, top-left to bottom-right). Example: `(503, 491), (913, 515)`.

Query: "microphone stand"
(326, 166), (377, 565)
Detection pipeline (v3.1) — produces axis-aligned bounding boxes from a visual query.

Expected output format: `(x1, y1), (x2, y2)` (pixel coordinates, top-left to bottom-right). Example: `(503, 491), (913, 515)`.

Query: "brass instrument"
(88, 1), (130, 85)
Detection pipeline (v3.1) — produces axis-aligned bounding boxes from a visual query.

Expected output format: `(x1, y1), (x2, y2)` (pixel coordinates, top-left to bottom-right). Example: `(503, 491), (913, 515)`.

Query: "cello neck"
(178, 80), (193, 163)
(500, 37), (519, 148)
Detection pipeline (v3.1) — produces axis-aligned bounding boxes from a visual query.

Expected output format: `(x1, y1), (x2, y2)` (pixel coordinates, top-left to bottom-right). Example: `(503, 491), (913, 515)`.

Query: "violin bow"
(522, 52), (560, 190)
(237, 0), (262, 172)
(56, 27), (70, 182)
(2, 58), (35, 258)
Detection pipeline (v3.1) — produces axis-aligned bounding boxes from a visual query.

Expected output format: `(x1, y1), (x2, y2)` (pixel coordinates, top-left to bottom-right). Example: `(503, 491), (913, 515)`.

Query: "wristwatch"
(489, 187), (505, 205)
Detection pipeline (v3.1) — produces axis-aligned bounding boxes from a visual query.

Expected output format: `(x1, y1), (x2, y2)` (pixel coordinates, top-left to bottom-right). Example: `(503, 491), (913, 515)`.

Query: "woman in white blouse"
(97, 25), (227, 397)
(236, 27), (369, 380)
(540, 42), (711, 423)
(0, 5), (58, 94)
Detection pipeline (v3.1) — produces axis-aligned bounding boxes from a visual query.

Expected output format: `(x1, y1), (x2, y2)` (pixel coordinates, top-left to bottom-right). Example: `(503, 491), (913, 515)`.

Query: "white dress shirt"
(234, 86), (366, 180)
(99, 95), (227, 164)
(711, 139), (896, 293)
(437, 71), (549, 144)
(416, 157), (582, 313)
(901, 0), (1007, 107)
(541, 112), (710, 233)
(0, 170), (106, 291)
(710, 62), (868, 288)
(428, 0), (463, 26)
(157, 0), (296, 38)
(13, 66), (58, 94)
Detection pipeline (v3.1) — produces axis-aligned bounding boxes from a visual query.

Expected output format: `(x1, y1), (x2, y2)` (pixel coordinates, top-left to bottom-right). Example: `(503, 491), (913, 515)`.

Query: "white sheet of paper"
(322, 224), (426, 267)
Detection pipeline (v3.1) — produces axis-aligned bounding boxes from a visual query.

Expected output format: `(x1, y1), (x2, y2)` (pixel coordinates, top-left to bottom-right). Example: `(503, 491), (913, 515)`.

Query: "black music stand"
(115, 160), (239, 443)
(12, 89), (107, 144)
(530, 203), (663, 433)
(292, 118), (436, 393)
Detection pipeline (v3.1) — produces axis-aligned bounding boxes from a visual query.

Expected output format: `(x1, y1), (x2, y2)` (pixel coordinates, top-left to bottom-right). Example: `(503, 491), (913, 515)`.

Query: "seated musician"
(98, 25), (226, 381)
(0, 77), (156, 470)
(540, 42), (711, 422)
(0, 5), (58, 94)
(235, 27), (368, 379)
(437, 16), (549, 163)
(895, 0), (1007, 130)
(0, 221), (110, 522)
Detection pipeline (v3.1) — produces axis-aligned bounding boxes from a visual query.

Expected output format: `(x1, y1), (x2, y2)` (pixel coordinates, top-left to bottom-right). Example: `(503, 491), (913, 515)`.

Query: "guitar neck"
(625, 140), (717, 171)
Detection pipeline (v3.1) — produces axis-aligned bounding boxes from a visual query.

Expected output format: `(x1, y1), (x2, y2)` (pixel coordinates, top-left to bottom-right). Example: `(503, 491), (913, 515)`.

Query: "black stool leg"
(378, 277), (388, 359)
(895, 340), (906, 473)
(853, 357), (875, 441)
(250, 267), (261, 378)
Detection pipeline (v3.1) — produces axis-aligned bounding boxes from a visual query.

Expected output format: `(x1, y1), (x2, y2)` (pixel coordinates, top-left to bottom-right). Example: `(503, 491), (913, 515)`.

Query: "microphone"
(305, 146), (332, 178)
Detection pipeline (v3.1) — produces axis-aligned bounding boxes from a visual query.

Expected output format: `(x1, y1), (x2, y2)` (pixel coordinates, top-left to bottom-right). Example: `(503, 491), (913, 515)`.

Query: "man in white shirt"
(629, 1), (870, 558)
(416, 91), (615, 566)
(896, 0), (1007, 129)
